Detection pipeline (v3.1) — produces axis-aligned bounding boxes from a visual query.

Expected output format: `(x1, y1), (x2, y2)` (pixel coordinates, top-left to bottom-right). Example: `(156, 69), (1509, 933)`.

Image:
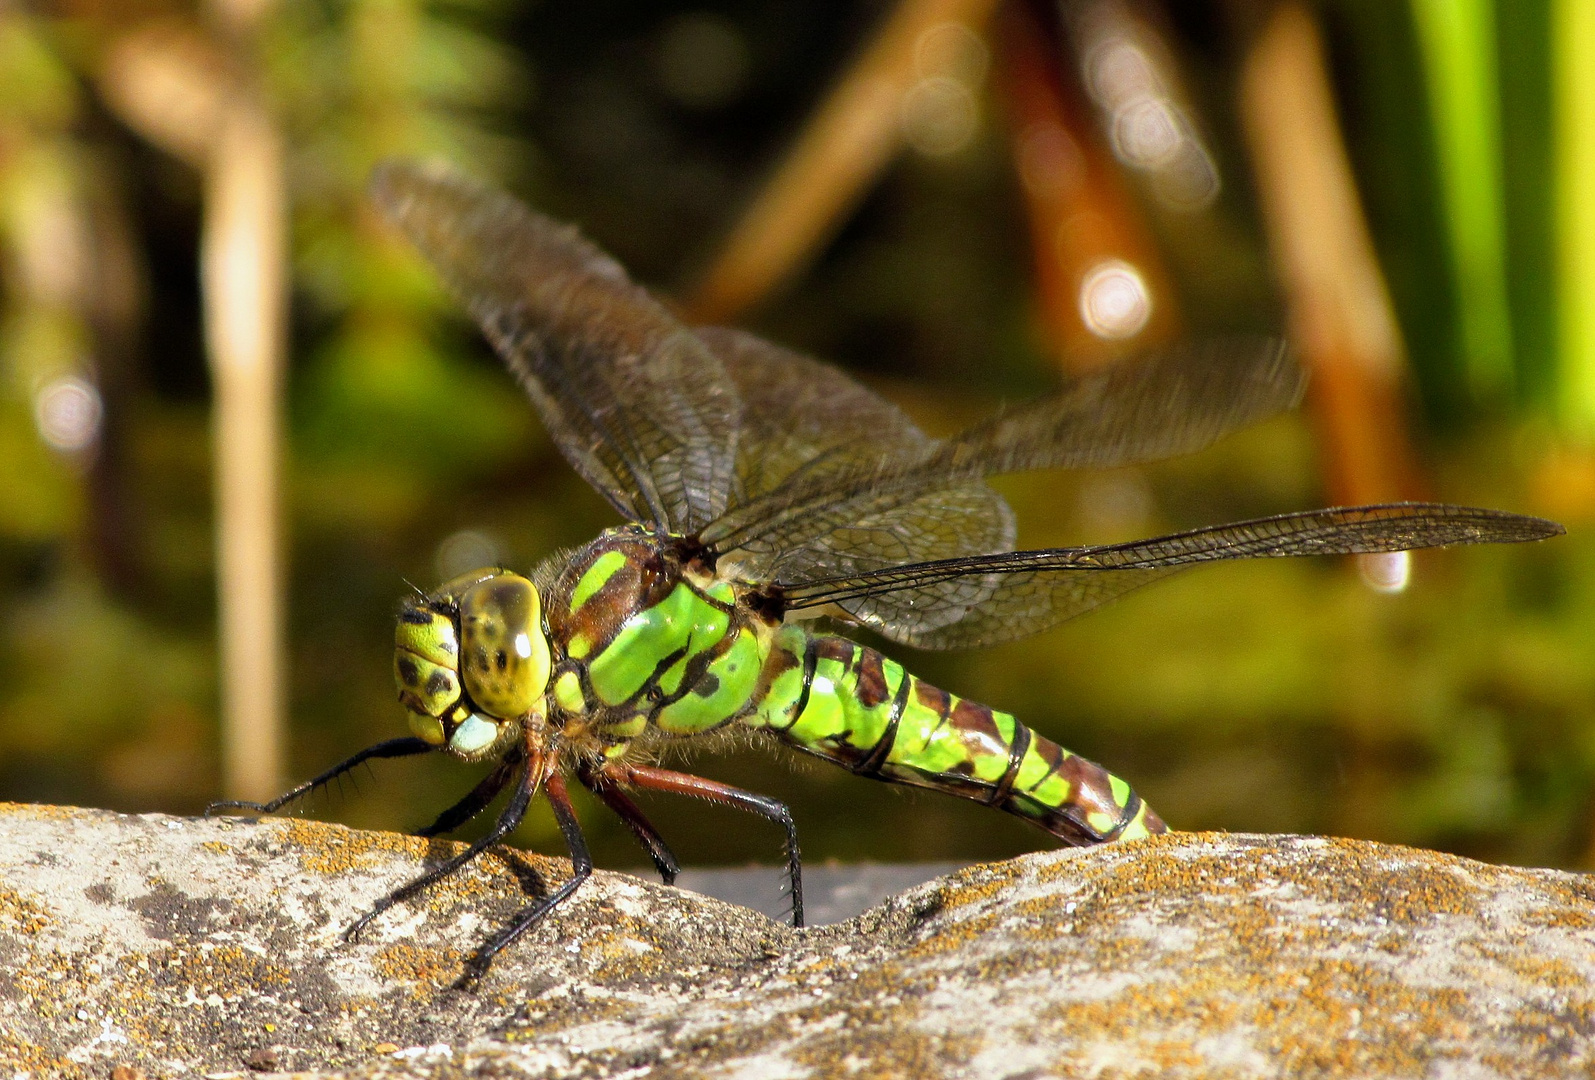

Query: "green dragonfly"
(212, 160), (1562, 978)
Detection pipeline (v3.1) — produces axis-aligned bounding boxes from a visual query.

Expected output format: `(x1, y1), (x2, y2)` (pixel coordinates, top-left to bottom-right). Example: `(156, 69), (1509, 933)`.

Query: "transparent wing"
(700, 326), (1014, 636)
(778, 504), (1565, 649)
(700, 337), (1302, 561)
(371, 160), (740, 532)
(699, 336), (1304, 643)
(697, 326), (936, 501)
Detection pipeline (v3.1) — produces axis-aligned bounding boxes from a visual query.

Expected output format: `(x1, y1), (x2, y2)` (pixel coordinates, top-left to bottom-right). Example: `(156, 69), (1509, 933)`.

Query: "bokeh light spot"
(901, 76), (979, 158)
(436, 529), (507, 581)
(1113, 96), (1183, 168)
(1359, 551), (1412, 594)
(34, 375), (102, 453)
(914, 21), (988, 85)
(1087, 39), (1159, 106)
(1078, 260), (1151, 340)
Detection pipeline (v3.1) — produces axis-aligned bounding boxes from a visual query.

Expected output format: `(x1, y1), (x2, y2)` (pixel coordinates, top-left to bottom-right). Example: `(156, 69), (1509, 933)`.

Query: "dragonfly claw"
(204, 800), (267, 817)
(342, 914), (376, 944)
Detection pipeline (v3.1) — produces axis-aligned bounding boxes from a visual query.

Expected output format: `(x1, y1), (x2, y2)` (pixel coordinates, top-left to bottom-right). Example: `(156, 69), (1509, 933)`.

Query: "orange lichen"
(0, 801), (87, 822)
(790, 1026), (979, 1080)
(0, 1032), (82, 1079)
(933, 862), (1026, 909)
(0, 886), (52, 935)
(373, 943), (466, 992)
(278, 817), (435, 875)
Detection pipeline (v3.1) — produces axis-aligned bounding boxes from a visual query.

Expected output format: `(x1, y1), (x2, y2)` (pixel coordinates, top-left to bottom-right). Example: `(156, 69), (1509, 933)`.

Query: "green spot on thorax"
(571, 549), (629, 612)
(656, 628), (762, 733)
(656, 601), (731, 696)
(553, 670), (584, 712)
(586, 583), (701, 706)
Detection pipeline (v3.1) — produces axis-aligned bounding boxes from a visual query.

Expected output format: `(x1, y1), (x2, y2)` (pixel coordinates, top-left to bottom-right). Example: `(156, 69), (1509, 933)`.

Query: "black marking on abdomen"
(778, 636), (820, 734)
(1103, 789), (1143, 841)
(917, 682), (954, 739)
(988, 720), (1032, 806)
(854, 664), (911, 777)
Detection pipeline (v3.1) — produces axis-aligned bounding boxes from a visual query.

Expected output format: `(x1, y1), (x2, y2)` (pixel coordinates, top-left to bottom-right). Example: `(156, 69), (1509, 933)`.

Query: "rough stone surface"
(2, 803), (1593, 1078)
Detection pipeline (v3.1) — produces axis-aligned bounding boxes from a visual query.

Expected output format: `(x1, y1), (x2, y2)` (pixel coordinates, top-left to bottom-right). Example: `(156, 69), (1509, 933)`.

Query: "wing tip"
(1342, 501), (1566, 544)
(1519, 515), (1568, 541)
(368, 157), (456, 222)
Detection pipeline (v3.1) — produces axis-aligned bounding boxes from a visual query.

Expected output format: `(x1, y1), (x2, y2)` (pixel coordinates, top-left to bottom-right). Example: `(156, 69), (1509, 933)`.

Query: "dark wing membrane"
(371, 160), (740, 532)
(699, 338), (1303, 564)
(778, 504), (1565, 649)
(700, 327), (1014, 636)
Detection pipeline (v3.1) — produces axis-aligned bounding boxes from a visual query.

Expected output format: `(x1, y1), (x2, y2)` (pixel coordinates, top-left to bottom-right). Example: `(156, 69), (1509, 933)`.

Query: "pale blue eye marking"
(450, 713), (501, 755)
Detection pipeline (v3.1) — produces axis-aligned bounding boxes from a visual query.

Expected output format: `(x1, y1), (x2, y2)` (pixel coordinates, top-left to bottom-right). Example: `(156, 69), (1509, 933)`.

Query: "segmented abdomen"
(745, 626), (1163, 845)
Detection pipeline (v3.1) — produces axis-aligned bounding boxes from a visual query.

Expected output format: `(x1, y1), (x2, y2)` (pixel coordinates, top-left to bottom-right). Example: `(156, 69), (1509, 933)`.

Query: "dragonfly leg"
(463, 769), (592, 981)
(344, 755), (533, 944)
(575, 761), (680, 885)
(205, 736), (435, 817)
(609, 764), (804, 929)
(416, 748), (525, 837)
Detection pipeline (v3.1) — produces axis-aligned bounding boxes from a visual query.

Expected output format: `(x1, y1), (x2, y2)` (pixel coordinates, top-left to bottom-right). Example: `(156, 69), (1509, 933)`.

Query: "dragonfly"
(211, 160), (1563, 979)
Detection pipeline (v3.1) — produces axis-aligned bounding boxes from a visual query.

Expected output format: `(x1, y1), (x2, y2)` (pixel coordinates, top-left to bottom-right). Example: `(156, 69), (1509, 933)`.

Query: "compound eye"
(458, 574), (550, 719)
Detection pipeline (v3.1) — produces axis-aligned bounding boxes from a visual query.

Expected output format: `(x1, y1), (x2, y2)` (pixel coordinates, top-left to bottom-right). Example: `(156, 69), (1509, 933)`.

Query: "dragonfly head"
(393, 569), (551, 761)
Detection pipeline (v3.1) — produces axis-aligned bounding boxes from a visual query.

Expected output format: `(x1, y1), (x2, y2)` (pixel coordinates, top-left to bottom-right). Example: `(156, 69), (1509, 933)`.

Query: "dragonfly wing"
(944, 337), (1301, 471)
(699, 336), (1303, 643)
(700, 337), (1303, 562)
(778, 503), (1564, 648)
(698, 326), (937, 500)
(371, 160), (740, 532)
(702, 327), (1015, 633)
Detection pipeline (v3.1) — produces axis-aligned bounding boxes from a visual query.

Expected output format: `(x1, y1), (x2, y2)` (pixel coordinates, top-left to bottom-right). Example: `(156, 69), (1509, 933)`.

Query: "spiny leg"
(344, 756), (533, 943)
(417, 748), (525, 838)
(576, 761), (680, 885)
(611, 763), (803, 928)
(464, 770), (592, 980)
(206, 737), (435, 817)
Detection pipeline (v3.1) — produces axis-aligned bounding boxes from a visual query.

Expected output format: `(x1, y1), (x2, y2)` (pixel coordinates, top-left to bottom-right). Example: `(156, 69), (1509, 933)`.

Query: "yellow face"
(394, 570), (551, 761)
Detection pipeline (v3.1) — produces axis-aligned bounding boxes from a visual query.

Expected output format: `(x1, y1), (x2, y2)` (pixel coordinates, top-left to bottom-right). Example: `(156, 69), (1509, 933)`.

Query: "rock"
(1, 803), (1592, 1079)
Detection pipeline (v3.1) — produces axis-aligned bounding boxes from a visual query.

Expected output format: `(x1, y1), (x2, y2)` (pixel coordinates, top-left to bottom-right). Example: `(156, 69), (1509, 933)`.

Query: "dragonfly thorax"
(394, 568), (552, 761)
(538, 530), (768, 742)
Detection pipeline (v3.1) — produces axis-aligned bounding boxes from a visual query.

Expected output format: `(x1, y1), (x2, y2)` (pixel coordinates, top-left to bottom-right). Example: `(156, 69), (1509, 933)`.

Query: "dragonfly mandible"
(210, 160), (1564, 980)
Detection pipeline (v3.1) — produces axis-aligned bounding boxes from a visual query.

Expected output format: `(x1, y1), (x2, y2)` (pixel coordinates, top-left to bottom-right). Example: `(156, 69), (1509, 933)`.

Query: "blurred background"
(0, 0), (1591, 877)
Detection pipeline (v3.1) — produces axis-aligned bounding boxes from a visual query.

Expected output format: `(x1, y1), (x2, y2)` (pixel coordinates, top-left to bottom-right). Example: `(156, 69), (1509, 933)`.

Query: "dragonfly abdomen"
(747, 626), (1164, 845)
